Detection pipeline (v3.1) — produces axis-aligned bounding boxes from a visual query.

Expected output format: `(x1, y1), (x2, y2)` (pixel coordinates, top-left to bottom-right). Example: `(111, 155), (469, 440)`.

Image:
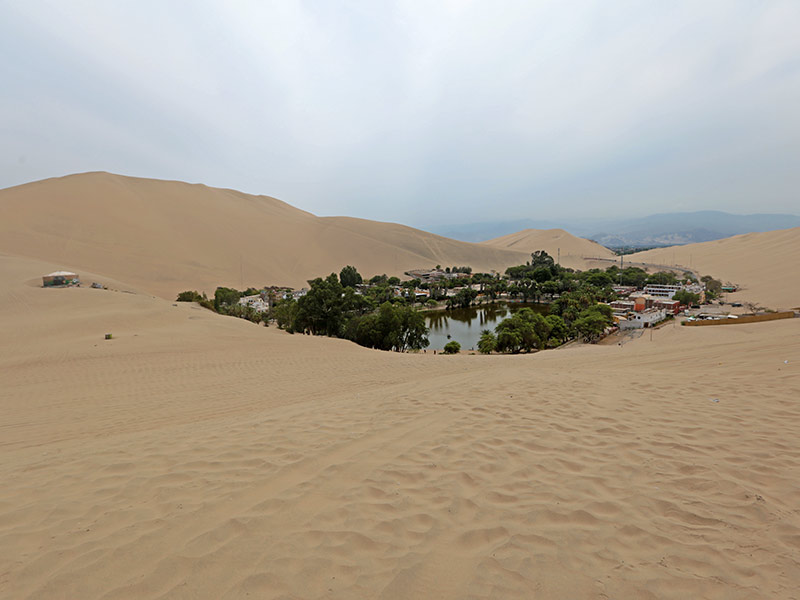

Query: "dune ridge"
(629, 227), (800, 310)
(0, 172), (530, 299)
(1, 253), (799, 599)
(481, 228), (617, 269)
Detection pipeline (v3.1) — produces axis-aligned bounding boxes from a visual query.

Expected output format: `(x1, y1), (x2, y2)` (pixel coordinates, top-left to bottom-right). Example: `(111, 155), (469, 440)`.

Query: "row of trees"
(475, 289), (616, 354)
(477, 309), (568, 354)
(273, 272), (430, 352)
(176, 289), (268, 325)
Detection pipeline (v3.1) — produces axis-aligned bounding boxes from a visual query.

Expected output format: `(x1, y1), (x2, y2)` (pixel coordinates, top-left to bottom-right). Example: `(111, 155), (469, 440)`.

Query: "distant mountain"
(433, 211), (800, 248)
(589, 211), (800, 247)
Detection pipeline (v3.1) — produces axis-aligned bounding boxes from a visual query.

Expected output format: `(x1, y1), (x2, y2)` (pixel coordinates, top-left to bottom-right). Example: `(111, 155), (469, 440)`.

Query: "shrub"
(176, 290), (203, 302)
(443, 341), (461, 354)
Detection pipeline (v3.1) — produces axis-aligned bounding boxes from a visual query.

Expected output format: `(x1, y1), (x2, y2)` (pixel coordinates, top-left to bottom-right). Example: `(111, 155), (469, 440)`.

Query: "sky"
(1, 0), (799, 226)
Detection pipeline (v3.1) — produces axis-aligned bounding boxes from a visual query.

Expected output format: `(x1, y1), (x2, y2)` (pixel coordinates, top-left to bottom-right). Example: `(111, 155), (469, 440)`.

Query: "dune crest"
(481, 228), (616, 269)
(0, 172), (530, 299)
(629, 227), (800, 310)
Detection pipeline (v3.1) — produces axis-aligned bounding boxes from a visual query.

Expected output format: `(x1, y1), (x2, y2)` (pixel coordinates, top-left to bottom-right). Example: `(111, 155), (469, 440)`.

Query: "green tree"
(345, 302), (429, 352)
(586, 270), (614, 287)
(550, 290), (596, 324)
(397, 305), (430, 351)
(672, 290), (700, 306)
(369, 274), (388, 285)
(494, 307), (550, 353)
(532, 266), (552, 283)
(273, 297), (299, 331)
(619, 267), (648, 288)
(296, 274), (345, 336)
(339, 265), (363, 288)
(176, 290), (203, 302)
(447, 287), (478, 309)
(477, 329), (496, 354)
(544, 314), (569, 344)
(704, 278), (722, 300)
(496, 329), (524, 354)
(443, 340), (461, 354)
(647, 271), (678, 285)
(573, 305), (614, 343)
(214, 287), (241, 310)
(530, 250), (555, 268)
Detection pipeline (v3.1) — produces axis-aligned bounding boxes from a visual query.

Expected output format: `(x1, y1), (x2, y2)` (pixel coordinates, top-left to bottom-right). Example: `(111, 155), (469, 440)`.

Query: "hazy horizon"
(2, 1), (799, 225)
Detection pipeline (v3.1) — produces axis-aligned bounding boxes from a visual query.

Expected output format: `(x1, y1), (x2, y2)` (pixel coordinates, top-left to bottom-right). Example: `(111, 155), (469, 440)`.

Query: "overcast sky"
(1, 1), (799, 225)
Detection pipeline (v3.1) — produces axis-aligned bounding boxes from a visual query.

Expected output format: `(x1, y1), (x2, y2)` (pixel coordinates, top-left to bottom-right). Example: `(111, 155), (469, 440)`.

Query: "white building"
(619, 308), (666, 330)
(642, 284), (682, 298)
(238, 295), (269, 313)
(291, 288), (308, 300)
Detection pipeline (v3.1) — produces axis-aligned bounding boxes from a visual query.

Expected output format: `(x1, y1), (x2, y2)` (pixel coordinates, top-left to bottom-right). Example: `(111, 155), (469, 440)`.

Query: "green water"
(425, 302), (548, 351)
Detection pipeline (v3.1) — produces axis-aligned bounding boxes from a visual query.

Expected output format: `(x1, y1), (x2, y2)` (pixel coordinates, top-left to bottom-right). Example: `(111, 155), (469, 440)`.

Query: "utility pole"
(557, 247), (560, 266)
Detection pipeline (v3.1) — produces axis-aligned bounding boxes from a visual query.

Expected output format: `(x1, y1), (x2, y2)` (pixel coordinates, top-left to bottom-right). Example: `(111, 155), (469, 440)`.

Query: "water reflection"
(425, 302), (548, 350)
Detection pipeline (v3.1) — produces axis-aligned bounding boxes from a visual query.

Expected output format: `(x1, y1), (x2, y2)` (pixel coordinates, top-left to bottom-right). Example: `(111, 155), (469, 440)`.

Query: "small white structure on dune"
(42, 271), (80, 287)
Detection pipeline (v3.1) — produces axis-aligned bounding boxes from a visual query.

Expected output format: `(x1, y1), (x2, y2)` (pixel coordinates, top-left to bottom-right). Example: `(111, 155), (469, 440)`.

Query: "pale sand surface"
(2, 253), (799, 599)
(629, 228), (800, 311)
(0, 173), (530, 298)
(481, 228), (617, 270)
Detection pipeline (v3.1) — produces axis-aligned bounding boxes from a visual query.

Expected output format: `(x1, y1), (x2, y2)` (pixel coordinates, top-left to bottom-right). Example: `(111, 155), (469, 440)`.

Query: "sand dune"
(629, 227), (800, 310)
(0, 172), (530, 299)
(2, 253), (799, 599)
(481, 228), (617, 270)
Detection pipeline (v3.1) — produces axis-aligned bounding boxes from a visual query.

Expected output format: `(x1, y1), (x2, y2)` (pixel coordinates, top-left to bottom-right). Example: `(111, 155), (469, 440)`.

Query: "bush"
(176, 290), (203, 302)
(443, 341), (461, 354)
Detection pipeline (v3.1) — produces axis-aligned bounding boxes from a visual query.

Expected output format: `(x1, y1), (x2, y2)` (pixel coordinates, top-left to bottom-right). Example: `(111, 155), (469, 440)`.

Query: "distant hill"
(480, 228), (616, 270)
(0, 172), (530, 298)
(432, 219), (565, 243)
(433, 211), (800, 248)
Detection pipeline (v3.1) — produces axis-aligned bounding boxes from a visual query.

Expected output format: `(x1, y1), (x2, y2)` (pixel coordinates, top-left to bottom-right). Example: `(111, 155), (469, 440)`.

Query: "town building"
(405, 268), (446, 282)
(610, 300), (635, 314)
(654, 299), (681, 314)
(611, 285), (637, 297)
(619, 308), (666, 330)
(642, 284), (682, 298)
(239, 294), (269, 313)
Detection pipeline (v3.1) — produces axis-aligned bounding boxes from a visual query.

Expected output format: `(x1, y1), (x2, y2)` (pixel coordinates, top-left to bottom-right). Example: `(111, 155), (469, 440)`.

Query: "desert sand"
(481, 228), (617, 270)
(2, 250), (799, 599)
(629, 228), (800, 311)
(0, 173), (531, 299)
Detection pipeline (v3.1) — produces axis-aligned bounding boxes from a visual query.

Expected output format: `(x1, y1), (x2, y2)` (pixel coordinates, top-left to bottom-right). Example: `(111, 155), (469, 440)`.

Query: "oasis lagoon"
(425, 302), (548, 351)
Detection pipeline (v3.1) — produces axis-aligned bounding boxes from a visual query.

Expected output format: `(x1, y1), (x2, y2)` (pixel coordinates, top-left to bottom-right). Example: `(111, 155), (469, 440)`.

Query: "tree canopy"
(339, 265), (362, 288)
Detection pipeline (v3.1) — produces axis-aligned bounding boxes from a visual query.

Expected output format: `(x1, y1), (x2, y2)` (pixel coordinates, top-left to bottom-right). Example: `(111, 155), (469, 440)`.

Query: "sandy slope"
(481, 228), (617, 270)
(629, 227), (800, 310)
(0, 172), (529, 299)
(2, 253), (799, 599)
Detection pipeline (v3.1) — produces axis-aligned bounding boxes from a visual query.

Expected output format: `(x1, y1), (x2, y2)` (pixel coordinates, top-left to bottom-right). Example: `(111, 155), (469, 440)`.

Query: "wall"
(682, 311), (795, 326)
